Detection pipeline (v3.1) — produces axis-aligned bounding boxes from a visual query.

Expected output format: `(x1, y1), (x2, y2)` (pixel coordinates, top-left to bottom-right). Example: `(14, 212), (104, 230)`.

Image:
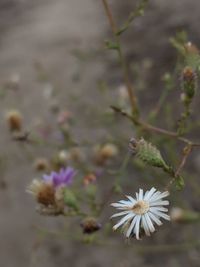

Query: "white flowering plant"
(3, 1), (200, 264)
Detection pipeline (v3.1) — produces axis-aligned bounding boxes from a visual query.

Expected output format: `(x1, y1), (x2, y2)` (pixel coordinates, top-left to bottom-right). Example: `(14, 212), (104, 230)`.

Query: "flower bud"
(184, 42), (199, 55)
(69, 147), (84, 162)
(58, 150), (70, 164)
(34, 158), (49, 171)
(129, 138), (168, 169)
(100, 143), (118, 158)
(80, 217), (101, 234)
(181, 66), (197, 99)
(51, 151), (70, 170)
(94, 143), (118, 165)
(83, 173), (96, 186)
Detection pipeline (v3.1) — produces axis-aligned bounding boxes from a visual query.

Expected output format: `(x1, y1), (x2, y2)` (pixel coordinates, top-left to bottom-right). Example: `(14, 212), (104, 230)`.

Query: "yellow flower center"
(131, 200), (149, 215)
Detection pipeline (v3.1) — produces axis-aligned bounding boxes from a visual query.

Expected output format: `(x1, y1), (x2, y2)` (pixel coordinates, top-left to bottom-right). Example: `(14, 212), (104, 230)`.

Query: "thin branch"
(102, 0), (139, 116)
(175, 145), (192, 177)
(111, 105), (200, 147)
(116, 0), (149, 35)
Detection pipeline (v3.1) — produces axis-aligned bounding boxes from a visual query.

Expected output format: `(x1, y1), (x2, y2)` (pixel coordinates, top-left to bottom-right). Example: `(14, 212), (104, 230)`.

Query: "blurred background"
(0, 0), (200, 266)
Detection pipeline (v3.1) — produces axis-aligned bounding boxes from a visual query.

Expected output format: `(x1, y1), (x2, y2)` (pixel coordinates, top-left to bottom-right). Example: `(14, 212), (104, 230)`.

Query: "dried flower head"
(27, 167), (76, 215)
(27, 179), (55, 206)
(94, 143), (118, 165)
(111, 187), (170, 239)
(80, 217), (101, 234)
(6, 110), (23, 132)
(69, 147), (84, 162)
(34, 158), (50, 171)
(100, 143), (118, 158)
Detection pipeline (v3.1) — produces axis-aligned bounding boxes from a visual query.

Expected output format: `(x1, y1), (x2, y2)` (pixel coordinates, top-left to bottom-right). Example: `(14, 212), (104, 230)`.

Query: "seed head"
(6, 110), (23, 132)
(80, 217), (101, 234)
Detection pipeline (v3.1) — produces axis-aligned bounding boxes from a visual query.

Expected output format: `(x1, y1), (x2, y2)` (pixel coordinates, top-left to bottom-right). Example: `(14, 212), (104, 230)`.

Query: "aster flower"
(111, 187), (170, 239)
(27, 166), (76, 215)
(42, 167), (76, 187)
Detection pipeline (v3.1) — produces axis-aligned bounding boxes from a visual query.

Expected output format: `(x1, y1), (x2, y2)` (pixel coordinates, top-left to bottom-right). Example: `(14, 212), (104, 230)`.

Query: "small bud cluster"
(181, 66), (197, 104)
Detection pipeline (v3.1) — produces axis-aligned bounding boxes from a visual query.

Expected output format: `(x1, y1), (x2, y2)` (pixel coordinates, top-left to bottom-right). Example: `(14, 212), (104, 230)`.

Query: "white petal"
(150, 209), (170, 221)
(138, 189), (143, 201)
(141, 215), (151, 236)
(126, 195), (136, 204)
(148, 212), (163, 226)
(144, 190), (149, 199)
(149, 191), (169, 202)
(111, 210), (130, 218)
(126, 214), (137, 238)
(150, 206), (168, 212)
(135, 215), (141, 240)
(136, 192), (139, 201)
(150, 200), (169, 206)
(144, 187), (156, 201)
(111, 202), (132, 208)
(118, 200), (132, 205)
(113, 213), (135, 230)
(144, 213), (155, 233)
(148, 191), (160, 201)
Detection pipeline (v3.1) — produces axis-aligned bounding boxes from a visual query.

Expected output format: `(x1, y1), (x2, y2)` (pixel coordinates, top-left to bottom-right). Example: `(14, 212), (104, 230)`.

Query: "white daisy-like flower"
(111, 187), (170, 239)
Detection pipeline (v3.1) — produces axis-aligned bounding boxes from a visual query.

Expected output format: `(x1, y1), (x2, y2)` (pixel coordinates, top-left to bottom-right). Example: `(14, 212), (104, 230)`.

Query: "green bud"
(129, 138), (168, 169)
(182, 66), (196, 100)
(175, 175), (185, 190)
(63, 189), (79, 211)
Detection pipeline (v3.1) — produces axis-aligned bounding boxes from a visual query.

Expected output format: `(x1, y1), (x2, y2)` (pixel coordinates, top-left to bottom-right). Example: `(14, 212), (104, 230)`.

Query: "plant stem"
(102, 0), (139, 116)
(111, 105), (200, 147)
(175, 145), (192, 177)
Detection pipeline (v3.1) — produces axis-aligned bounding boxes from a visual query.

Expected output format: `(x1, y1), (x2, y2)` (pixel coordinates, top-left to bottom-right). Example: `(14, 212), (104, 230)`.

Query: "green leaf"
(63, 189), (79, 211)
(175, 175), (185, 190)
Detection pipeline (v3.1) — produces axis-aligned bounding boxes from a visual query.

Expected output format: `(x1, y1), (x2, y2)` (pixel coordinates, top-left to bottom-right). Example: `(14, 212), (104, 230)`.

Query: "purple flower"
(43, 167), (76, 187)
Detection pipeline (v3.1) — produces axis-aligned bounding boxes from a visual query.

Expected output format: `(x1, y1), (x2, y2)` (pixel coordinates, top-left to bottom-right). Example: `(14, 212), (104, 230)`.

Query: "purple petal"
(42, 172), (57, 183)
(42, 167), (76, 187)
(62, 167), (76, 185)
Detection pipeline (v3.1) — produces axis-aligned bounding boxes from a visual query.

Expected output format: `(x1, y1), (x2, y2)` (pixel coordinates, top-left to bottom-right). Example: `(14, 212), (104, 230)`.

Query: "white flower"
(111, 187), (170, 239)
